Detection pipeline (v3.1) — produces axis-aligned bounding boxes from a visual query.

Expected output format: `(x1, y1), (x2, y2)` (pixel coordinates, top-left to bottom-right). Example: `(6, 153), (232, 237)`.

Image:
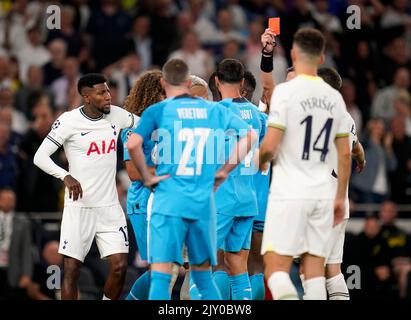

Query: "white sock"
(267, 271), (299, 300)
(180, 270), (190, 300)
(102, 295), (111, 300)
(303, 277), (326, 300)
(299, 273), (306, 293)
(169, 263), (180, 294)
(326, 273), (349, 300)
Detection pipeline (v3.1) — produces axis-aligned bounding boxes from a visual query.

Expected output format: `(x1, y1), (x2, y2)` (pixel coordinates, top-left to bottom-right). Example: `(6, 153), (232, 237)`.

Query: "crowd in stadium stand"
(0, 0), (411, 300)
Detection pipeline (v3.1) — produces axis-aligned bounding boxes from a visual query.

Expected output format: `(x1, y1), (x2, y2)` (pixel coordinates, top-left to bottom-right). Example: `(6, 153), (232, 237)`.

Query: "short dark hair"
(77, 73), (107, 95)
(318, 67), (342, 90)
(293, 28), (325, 58)
(216, 58), (244, 84)
(208, 71), (221, 101)
(162, 59), (189, 86)
(243, 71), (256, 92)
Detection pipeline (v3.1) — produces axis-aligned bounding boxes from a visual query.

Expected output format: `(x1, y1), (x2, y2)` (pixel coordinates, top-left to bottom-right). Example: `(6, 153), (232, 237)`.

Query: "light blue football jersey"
(214, 97), (267, 217)
(121, 128), (154, 215)
(134, 94), (250, 220)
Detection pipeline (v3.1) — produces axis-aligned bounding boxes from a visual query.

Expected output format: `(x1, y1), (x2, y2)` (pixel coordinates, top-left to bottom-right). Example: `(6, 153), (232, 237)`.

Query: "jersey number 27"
(176, 128), (210, 176)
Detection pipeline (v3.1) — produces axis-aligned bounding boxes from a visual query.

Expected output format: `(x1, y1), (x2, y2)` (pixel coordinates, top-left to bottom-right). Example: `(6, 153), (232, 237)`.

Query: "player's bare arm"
(260, 28), (276, 104)
(214, 129), (258, 191)
(334, 136), (352, 226)
(259, 126), (284, 169)
(352, 141), (366, 173)
(124, 161), (155, 182)
(127, 133), (169, 189)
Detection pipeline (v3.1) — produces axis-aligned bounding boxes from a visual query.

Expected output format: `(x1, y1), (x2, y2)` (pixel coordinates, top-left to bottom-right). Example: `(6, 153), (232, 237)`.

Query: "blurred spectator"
(378, 201), (411, 298)
(214, 9), (246, 45)
(42, 39), (67, 86)
(169, 30), (214, 80)
(125, 16), (152, 71)
(0, 121), (18, 190)
(226, 0), (248, 32)
(17, 92), (62, 212)
(394, 89), (411, 137)
(371, 67), (410, 126)
(50, 57), (81, 111)
(28, 241), (62, 300)
(86, 0), (132, 71)
(390, 116), (411, 204)
(146, 0), (179, 66)
(350, 213), (396, 299)
(341, 78), (363, 136)
(380, 0), (411, 29)
(189, 0), (218, 45)
(379, 37), (411, 87)
(106, 53), (142, 106)
(0, 188), (33, 300)
(0, 86), (26, 137)
(312, 0), (342, 33)
(0, 56), (12, 88)
(15, 66), (52, 118)
(46, 5), (83, 57)
(16, 25), (50, 85)
(350, 119), (397, 204)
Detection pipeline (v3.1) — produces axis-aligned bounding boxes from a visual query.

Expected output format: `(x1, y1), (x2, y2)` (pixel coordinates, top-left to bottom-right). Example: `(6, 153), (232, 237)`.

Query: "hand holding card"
(269, 17), (280, 36)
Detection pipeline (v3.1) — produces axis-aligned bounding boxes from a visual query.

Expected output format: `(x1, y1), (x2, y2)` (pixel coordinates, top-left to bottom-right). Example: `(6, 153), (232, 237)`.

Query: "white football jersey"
(268, 75), (350, 200)
(47, 105), (138, 207)
(329, 113), (358, 218)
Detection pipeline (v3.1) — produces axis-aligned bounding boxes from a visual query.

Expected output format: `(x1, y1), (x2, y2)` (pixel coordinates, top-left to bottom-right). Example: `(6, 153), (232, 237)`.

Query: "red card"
(269, 17), (280, 35)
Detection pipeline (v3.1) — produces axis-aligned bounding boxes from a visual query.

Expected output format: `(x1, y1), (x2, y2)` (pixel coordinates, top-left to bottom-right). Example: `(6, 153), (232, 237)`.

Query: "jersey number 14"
(300, 116), (333, 162)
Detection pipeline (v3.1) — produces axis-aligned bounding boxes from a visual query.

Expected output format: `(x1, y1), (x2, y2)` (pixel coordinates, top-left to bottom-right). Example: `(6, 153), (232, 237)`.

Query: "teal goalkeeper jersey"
(215, 97), (267, 217)
(134, 94), (250, 220)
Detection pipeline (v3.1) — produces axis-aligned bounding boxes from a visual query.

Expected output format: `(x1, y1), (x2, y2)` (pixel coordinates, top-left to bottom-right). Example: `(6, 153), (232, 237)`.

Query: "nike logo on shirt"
(81, 131), (91, 136)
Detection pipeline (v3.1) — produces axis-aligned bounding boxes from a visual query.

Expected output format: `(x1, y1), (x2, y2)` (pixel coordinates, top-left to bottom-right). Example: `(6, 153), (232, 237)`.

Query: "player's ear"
(186, 78), (192, 89)
(291, 47), (296, 64)
(160, 78), (166, 90)
(215, 76), (221, 90)
(319, 53), (325, 66)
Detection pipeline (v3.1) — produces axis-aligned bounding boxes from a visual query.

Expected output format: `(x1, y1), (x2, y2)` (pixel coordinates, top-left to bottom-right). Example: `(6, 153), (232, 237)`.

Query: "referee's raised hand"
(64, 175), (83, 201)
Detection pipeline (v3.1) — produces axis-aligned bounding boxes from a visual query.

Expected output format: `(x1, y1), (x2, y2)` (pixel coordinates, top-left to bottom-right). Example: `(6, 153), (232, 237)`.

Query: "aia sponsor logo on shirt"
(87, 139), (116, 156)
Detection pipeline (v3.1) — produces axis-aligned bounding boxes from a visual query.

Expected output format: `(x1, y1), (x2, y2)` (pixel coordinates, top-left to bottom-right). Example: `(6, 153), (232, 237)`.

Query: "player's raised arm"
(260, 28), (276, 108)
(259, 84), (286, 167)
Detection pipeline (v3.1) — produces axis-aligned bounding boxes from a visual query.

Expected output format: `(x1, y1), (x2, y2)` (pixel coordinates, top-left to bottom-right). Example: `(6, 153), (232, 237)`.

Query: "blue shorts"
(217, 214), (254, 252)
(148, 212), (217, 266)
(128, 213), (148, 261)
(252, 220), (265, 233)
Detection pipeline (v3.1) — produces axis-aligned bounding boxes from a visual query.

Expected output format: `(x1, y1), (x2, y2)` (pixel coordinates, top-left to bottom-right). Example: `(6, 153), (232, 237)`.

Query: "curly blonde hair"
(124, 70), (165, 116)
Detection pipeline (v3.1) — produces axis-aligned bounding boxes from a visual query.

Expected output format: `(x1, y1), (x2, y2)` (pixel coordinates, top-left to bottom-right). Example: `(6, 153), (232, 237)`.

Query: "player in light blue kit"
(126, 59), (257, 300)
(121, 70), (165, 300)
(213, 59), (267, 300)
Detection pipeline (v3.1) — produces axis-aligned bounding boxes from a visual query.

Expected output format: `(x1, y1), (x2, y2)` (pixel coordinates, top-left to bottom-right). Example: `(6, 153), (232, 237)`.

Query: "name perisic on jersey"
(300, 96), (336, 114)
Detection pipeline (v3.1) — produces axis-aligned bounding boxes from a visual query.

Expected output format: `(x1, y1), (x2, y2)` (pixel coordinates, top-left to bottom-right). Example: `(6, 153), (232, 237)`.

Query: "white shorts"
(261, 199), (333, 258)
(325, 219), (348, 265)
(58, 204), (129, 262)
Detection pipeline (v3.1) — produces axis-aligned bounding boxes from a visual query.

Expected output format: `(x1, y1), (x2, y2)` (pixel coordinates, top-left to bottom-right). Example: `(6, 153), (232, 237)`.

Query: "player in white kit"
(259, 28), (352, 300)
(316, 67), (366, 299)
(33, 74), (138, 300)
